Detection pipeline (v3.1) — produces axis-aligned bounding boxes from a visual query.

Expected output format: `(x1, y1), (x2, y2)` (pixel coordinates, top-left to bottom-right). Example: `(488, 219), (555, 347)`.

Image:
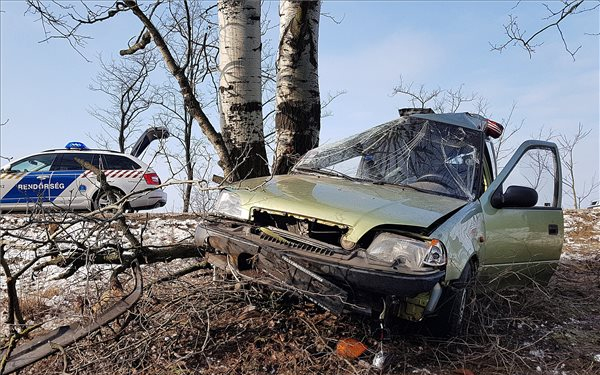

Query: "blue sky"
(1, 1), (598, 208)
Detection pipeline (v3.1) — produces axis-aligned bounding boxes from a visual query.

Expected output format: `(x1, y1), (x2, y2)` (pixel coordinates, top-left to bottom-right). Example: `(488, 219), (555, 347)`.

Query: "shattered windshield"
(293, 117), (483, 200)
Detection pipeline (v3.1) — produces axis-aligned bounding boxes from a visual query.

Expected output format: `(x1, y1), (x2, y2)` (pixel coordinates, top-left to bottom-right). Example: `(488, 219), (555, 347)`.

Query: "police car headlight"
(365, 233), (446, 269)
(214, 190), (249, 220)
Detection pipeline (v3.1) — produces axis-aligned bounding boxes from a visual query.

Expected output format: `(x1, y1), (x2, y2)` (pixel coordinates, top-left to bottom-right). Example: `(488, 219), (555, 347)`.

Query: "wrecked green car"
(196, 109), (563, 335)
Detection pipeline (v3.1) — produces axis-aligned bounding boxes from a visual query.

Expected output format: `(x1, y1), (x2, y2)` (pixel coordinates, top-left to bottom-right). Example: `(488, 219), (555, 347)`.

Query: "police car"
(0, 132), (168, 213)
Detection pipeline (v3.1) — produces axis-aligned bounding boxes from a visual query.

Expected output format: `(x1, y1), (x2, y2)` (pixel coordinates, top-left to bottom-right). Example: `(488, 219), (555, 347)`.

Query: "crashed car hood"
(232, 174), (466, 242)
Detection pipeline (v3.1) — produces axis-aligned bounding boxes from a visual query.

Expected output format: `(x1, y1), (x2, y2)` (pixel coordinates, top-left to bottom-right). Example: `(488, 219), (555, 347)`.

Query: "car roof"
(410, 112), (487, 132)
(1, 148), (148, 168)
(41, 148), (126, 154)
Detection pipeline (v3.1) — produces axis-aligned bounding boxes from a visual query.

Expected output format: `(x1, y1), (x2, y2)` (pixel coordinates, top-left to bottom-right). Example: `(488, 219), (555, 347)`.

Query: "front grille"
(252, 210), (347, 248)
(258, 229), (336, 257)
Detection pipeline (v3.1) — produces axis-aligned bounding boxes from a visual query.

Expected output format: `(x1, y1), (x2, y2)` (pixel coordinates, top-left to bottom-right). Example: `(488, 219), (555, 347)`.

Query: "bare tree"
(151, 1), (219, 212)
(491, 0), (600, 60)
(156, 102), (215, 213)
(557, 123), (599, 208)
(392, 77), (478, 114)
(392, 77), (443, 110)
(89, 52), (159, 153)
(320, 90), (347, 118)
(273, 0), (322, 175)
(25, 0), (267, 181)
(218, 0), (270, 179)
(482, 102), (524, 168)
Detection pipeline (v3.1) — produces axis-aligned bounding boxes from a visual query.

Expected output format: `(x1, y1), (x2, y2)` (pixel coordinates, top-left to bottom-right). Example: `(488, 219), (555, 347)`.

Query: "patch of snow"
(529, 349), (545, 359)
(1, 213), (199, 337)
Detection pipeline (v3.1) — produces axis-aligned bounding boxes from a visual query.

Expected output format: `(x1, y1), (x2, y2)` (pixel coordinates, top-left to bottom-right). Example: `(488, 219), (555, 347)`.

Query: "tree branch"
(491, 0), (595, 60)
(119, 31), (152, 56)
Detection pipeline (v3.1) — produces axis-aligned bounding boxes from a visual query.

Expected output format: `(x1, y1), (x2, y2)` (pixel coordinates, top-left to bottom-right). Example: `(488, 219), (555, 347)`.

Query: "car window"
(501, 147), (559, 208)
(294, 118), (483, 200)
(52, 153), (100, 171)
(101, 154), (141, 170)
(9, 154), (56, 173)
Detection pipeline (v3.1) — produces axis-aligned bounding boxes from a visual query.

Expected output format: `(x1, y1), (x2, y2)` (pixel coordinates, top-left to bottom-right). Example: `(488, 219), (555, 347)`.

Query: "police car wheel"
(93, 188), (126, 211)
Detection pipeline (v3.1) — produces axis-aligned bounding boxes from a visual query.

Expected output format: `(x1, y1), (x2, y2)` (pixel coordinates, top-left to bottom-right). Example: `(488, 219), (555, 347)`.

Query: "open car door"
(478, 140), (563, 285)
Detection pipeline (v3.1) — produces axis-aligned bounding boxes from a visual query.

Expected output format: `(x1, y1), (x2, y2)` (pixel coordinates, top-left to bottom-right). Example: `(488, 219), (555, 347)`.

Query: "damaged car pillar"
(196, 108), (564, 336)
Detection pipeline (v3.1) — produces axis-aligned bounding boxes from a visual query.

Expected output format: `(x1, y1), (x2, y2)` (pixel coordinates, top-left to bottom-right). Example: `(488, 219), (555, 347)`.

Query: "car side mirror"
(491, 185), (538, 209)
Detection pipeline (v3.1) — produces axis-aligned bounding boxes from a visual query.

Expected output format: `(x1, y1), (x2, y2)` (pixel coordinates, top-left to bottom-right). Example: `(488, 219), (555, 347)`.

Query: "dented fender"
(429, 201), (484, 282)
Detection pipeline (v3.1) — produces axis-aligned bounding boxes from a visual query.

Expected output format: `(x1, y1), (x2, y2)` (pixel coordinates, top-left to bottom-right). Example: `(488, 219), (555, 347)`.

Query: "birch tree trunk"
(273, 0), (321, 175)
(218, 0), (270, 180)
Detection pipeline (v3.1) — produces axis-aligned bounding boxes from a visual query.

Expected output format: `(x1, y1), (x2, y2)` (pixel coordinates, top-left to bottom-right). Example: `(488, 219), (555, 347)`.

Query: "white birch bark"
(274, 0), (321, 174)
(218, 0), (269, 179)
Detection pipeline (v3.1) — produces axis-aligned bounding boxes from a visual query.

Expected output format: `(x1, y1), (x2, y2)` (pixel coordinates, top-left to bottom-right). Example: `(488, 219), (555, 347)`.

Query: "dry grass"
(16, 252), (599, 375)
(6, 210), (600, 375)
(17, 287), (62, 321)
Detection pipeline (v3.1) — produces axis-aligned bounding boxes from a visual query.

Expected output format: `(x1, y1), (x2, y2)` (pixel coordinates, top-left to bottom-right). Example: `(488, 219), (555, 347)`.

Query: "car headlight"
(214, 190), (250, 220)
(365, 232), (446, 269)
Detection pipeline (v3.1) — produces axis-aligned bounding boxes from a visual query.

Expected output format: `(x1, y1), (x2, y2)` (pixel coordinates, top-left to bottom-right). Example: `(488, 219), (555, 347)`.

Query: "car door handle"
(548, 224), (558, 235)
(36, 176), (49, 181)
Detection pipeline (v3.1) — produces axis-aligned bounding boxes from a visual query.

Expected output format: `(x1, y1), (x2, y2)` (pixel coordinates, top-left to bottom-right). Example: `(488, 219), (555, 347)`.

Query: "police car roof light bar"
(65, 142), (89, 150)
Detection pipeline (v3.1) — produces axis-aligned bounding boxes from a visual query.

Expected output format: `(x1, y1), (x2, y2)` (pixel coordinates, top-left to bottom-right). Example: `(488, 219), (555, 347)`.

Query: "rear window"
(101, 155), (140, 170)
(52, 153), (100, 171)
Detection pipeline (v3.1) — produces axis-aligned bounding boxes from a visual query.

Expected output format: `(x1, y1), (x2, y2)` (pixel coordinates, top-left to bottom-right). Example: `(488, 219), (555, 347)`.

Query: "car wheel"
(93, 187), (126, 211)
(426, 261), (477, 337)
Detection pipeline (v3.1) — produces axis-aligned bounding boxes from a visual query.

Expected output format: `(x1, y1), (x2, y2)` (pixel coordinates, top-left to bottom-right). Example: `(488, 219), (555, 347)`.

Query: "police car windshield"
(10, 154), (56, 173)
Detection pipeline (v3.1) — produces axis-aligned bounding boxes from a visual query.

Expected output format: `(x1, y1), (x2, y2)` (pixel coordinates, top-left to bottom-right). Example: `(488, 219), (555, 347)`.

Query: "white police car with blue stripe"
(0, 141), (167, 213)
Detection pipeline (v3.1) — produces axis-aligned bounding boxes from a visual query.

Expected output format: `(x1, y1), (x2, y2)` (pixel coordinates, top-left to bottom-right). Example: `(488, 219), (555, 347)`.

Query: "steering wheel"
(415, 174), (454, 190)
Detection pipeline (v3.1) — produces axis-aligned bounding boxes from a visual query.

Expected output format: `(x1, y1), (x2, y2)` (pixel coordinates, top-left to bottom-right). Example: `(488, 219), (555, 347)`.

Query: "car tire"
(93, 187), (126, 211)
(426, 261), (477, 337)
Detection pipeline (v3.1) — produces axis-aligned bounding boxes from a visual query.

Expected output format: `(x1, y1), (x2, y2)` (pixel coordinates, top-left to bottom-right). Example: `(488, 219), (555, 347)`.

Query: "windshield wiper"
(295, 166), (358, 182)
(372, 180), (419, 192)
(373, 179), (464, 199)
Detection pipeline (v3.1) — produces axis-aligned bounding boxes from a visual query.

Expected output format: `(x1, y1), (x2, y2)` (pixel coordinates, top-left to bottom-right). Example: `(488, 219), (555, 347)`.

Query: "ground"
(1, 209), (599, 375)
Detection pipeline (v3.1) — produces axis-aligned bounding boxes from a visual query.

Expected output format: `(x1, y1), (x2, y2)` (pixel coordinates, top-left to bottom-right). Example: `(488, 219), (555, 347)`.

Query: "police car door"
(0, 153), (57, 210)
(50, 153), (100, 210)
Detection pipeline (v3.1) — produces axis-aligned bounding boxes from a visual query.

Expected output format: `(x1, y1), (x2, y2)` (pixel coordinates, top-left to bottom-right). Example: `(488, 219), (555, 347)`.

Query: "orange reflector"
(336, 338), (367, 359)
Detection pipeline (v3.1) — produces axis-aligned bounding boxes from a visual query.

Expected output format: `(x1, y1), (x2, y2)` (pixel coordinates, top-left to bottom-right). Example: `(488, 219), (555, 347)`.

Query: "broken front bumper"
(196, 218), (445, 315)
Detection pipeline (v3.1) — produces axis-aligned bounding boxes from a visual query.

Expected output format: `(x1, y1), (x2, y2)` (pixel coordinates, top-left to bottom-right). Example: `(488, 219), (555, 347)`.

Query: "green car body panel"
(478, 140), (563, 284)
(232, 174), (466, 243)
(198, 112), (564, 322)
(223, 139), (563, 284)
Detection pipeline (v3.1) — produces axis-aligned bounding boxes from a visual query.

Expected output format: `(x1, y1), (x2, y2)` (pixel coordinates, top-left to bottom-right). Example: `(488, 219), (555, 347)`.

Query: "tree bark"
(33, 244), (203, 271)
(218, 0), (270, 180)
(273, 0), (321, 175)
(183, 114), (193, 212)
(0, 244), (25, 326)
